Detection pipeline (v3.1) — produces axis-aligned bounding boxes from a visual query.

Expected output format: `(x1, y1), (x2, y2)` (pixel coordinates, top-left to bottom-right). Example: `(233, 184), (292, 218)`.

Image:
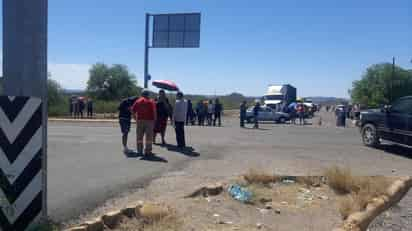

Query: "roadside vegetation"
(45, 62), (257, 117)
(350, 63), (412, 107)
(240, 167), (392, 221)
(323, 166), (391, 219)
(44, 61), (412, 117)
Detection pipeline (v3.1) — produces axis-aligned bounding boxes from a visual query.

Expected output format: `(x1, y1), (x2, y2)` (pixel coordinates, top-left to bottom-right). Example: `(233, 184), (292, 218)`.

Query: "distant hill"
(186, 92), (256, 109)
(306, 96), (349, 105)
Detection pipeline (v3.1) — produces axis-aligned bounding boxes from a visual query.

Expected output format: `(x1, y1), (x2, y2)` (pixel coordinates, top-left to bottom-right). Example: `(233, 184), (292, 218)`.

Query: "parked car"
(246, 106), (290, 124)
(359, 96), (412, 147)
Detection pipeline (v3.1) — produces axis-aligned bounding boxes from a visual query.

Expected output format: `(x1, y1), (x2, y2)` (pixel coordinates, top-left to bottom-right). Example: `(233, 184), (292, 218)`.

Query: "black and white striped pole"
(1, 0), (48, 230)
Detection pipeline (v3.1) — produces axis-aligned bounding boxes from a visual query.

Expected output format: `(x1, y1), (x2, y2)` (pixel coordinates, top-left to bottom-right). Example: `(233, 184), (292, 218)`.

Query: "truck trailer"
(264, 84), (297, 109)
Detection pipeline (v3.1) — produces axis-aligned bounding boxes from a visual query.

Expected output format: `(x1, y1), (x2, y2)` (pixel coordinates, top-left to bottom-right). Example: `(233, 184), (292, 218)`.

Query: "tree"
(86, 63), (140, 100)
(350, 63), (412, 107)
(48, 77), (65, 106)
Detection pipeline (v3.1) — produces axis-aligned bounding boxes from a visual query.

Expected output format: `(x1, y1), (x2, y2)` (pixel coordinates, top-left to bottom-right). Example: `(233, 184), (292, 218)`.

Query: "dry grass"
(248, 183), (274, 205)
(324, 166), (358, 194)
(243, 168), (280, 186)
(325, 166), (392, 220)
(141, 211), (182, 231)
(114, 207), (182, 231)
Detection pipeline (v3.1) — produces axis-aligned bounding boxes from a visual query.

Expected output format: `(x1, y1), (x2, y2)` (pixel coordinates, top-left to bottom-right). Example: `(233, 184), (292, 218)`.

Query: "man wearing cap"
(118, 96), (137, 154)
(173, 92), (188, 148)
(131, 90), (157, 155)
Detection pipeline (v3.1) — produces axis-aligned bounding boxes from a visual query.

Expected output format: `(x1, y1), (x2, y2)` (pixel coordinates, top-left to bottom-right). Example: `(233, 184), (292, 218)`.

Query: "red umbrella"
(152, 80), (179, 91)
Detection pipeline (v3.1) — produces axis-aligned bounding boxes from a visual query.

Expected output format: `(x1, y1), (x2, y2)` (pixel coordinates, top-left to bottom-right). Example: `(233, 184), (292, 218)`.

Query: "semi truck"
(264, 84), (297, 110)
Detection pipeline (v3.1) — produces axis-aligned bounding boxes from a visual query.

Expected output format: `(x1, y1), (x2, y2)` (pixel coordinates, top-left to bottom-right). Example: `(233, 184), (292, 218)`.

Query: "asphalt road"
(47, 116), (412, 226)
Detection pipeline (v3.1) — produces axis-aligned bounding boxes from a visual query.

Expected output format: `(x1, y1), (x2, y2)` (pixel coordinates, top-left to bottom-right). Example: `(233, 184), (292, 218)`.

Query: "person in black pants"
(196, 101), (205, 126)
(173, 92), (188, 148)
(213, 98), (223, 126)
(118, 96), (137, 154)
(240, 101), (247, 127)
(87, 99), (94, 118)
(78, 99), (85, 119)
(186, 99), (194, 126)
(253, 102), (261, 129)
(69, 97), (74, 117)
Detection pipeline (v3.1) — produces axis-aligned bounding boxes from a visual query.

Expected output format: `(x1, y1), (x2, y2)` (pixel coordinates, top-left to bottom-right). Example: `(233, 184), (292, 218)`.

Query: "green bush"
(48, 95), (69, 117)
(94, 100), (119, 114)
(48, 104), (68, 117)
(47, 99), (122, 117)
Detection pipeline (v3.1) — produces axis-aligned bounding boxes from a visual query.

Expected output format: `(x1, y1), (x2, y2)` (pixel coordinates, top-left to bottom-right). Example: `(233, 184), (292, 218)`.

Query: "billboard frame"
(143, 12), (201, 88)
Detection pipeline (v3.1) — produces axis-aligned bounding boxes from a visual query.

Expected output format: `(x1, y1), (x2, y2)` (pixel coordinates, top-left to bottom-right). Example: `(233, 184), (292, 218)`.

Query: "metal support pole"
(3, 0), (48, 220)
(391, 57), (395, 102)
(144, 13), (150, 88)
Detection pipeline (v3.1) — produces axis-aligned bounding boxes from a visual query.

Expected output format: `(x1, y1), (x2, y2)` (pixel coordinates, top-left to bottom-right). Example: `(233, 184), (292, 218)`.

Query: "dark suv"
(359, 96), (412, 147)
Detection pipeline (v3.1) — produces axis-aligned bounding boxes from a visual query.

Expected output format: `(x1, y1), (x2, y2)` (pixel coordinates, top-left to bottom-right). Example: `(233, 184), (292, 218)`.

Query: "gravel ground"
(369, 193), (412, 231)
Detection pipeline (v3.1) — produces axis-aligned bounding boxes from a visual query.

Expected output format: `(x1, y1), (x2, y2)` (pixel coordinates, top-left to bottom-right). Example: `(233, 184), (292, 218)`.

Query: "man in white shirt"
(173, 92), (188, 148)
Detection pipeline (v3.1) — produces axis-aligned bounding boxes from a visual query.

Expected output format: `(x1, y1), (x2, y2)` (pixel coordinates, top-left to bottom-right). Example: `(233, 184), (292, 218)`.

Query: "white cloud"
(48, 63), (91, 90)
(0, 61), (90, 90)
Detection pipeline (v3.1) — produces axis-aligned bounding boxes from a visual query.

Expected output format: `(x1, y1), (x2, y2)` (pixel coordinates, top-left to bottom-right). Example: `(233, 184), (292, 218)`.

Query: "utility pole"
(3, 0), (48, 221)
(144, 13), (150, 88)
(391, 57), (395, 102)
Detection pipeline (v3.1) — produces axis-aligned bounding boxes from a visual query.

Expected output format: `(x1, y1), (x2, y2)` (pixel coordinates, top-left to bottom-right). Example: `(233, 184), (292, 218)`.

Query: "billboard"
(152, 13), (201, 48)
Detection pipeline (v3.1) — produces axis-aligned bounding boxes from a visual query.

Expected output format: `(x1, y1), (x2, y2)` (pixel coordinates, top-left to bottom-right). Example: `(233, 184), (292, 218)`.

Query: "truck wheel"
(361, 124), (380, 147)
(246, 117), (252, 123)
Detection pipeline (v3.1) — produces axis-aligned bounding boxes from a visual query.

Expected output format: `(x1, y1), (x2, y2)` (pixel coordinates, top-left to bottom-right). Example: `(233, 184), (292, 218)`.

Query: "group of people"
(69, 96), (93, 119)
(188, 99), (223, 127)
(288, 103), (309, 125)
(118, 89), (189, 156)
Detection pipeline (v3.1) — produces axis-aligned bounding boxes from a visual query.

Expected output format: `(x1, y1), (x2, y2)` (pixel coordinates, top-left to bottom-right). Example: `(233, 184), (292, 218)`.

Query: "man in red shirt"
(131, 89), (157, 155)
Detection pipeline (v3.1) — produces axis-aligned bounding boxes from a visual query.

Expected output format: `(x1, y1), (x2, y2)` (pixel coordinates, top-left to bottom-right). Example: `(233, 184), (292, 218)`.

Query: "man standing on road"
(240, 101), (247, 128)
(173, 92), (188, 148)
(207, 100), (215, 126)
(154, 90), (172, 145)
(69, 97), (74, 117)
(186, 99), (194, 126)
(78, 98), (85, 119)
(132, 90), (157, 155)
(118, 96), (137, 154)
(253, 101), (261, 129)
(196, 101), (204, 126)
(87, 98), (94, 118)
(213, 98), (223, 127)
(296, 103), (305, 125)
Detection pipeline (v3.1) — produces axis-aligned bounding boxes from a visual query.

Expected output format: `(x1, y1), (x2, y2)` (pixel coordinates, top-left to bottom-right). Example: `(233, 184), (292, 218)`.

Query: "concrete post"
(3, 0), (48, 219)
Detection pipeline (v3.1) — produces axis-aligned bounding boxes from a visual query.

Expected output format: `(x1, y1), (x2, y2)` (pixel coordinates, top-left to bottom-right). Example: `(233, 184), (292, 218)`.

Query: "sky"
(1, 0), (412, 97)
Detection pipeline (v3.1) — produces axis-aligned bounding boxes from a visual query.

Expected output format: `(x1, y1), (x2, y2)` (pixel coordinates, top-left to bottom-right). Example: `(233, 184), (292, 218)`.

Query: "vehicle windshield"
(265, 95), (283, 100)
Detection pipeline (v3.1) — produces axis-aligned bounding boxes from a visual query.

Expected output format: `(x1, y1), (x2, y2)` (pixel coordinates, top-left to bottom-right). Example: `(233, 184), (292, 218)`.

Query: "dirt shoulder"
(61, 115), (412, 230)
(65, 158), (344, 231)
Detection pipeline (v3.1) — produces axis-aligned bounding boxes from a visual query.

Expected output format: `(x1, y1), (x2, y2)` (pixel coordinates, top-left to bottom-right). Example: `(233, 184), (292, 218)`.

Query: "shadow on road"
(124, 151), (168, 162)
(242, 127), (271, 131)
(124, 151), (143, 158)
(140, 154), (168, 163)
(378, 144), (412, 159)
(163, 144), (200, 157)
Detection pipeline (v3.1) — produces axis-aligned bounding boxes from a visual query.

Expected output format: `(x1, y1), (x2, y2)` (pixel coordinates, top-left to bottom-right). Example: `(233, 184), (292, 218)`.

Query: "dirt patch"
(111, 207), (182, 231)
(102, 175), (341, 230)
(66, 167), (409, 231)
